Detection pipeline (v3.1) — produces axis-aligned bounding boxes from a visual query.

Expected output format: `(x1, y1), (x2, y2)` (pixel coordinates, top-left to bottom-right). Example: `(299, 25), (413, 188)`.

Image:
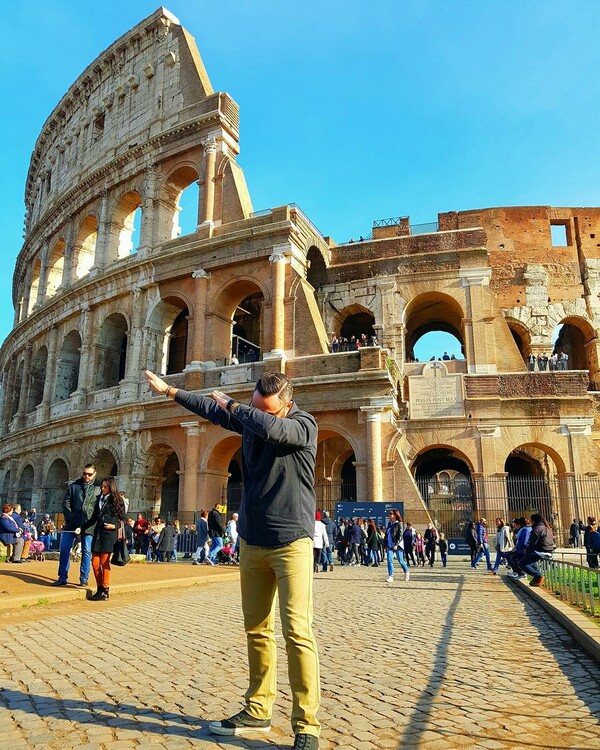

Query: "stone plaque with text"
(409, 361), (464, 419)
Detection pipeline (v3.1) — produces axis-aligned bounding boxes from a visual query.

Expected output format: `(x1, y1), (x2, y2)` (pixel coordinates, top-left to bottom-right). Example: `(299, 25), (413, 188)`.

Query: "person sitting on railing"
(517, 514), (554, 587)
(584, 516), (600, 569)
(506, 517), (531, 579)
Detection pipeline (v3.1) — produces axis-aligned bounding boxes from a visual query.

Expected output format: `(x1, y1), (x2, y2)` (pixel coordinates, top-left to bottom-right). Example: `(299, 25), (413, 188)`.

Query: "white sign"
(409, 361), (464, 419)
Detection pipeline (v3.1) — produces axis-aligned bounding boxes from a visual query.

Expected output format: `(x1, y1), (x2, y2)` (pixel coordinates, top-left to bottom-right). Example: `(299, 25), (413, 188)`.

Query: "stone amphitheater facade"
(1, 8), (600, 540)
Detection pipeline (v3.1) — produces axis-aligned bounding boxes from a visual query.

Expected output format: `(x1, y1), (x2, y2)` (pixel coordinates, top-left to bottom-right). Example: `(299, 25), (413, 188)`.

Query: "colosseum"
(1, 7), (599, 542)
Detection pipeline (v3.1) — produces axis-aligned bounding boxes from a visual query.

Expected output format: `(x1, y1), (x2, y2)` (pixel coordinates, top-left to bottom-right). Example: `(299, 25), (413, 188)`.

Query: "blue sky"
(1, 0), (599, 356)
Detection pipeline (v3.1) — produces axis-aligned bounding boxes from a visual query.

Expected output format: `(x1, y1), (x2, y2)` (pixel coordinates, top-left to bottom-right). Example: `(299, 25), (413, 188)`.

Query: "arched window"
(74, 215), (98, 279)
(233, 293), (263, 363)
(404, 293), (465, 363)
(96, 313), (128, 389)
(46, 239), (65, 298)
(17, 465), (34, 506)
(160, 452), (180, 518)
(45, 459), (69, 513)
(113, 191), (142, 259)
(28, 259), (42, 315)
(10, 361), (24, 419)
(306, 246), (328, 288)
(54, 331), (81, 402)
(166, 308), (189, 374)
(94, 448), (119, 478)
(28, 347), (47, 411)
(163, 166), (200, 240)
(552, 317), (599, 387)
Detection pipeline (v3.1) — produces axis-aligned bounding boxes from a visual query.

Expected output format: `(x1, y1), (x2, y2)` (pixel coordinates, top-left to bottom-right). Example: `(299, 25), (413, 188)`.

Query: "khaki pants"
(240, 536), (320, 737)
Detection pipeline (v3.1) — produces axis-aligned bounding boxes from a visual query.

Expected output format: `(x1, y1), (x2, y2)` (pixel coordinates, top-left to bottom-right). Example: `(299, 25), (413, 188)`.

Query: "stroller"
(29, 540), (45, 562)
(216, 542), (237, 565)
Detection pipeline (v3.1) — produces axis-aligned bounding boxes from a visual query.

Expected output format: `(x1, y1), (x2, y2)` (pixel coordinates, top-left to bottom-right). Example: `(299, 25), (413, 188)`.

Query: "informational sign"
(447, 538), (472, 556)
(334, 502), (404, 528)
(409, 361), (464, 419)
(217, 504), (227, 515)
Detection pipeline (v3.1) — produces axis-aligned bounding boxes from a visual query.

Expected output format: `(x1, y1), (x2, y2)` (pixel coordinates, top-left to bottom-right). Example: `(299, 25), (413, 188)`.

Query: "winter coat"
(495, 525), (513, 552)
(526, 521), (554, 554)
(322, 516), (335, 547)
(157, 525), (176, 553)
(313, 520), (329, 549)
(62, 478), (100, 532)
(82, 496), (123, 554)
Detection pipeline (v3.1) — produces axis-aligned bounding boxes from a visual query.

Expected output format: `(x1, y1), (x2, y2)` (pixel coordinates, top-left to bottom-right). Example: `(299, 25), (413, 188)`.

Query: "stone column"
(15, 344), (33, 425)
(556, 472), (578, 547)
(460, 267), (494, 374)
(363, 408), (383, 503)
(181, 421), (204, 512)
(190, 269), (210, 364)
(38, 326), (59, 420)
(60, 222), (76, 288)
(1, 358), (17, 434)
(200, 137), (218, 226)
(124, 288), (146, 380)
(269, 247), (289, 355)
(93, 190), (110, 271)
(138, 164), (158, 254)
(118, 429), (136, 492)
(36, 241), (50, 307)
(72, 306), (94, 410)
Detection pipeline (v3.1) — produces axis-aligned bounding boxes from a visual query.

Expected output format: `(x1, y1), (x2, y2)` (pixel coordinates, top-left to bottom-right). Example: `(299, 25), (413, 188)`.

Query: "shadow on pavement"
(0, 569), (58, 586)
(0, 689), (282, 746)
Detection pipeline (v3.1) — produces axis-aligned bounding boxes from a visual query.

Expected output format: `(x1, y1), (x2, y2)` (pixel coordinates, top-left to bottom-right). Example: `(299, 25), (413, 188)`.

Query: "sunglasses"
(82, 472), (95, 477)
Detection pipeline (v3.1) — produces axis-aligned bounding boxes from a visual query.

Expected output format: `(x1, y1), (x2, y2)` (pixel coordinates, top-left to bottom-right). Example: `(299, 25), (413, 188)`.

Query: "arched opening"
(413, 331), (464, 362)
(338, 308), (376, 348)
(226, 451), (243, 515)
(74, 215), (98, 279)
(10, 361), (24, 419)
(113, 191), (142, 259)
(552, 317), (599, 387)
(93, 448), (119, 479)
(505, 319), (531, 364)
(233, 292), (263, 363)
(28, 347), (47, 412)
(160, 452), (180, 519)
(504, 446), (563, 522)
(96, 313), (128, 389)
(164, 165), (200, 239)
(404, 293), (465, 363)
(28, 258), (42, 315)
(147, 297), (190, 375)
(315, 433), (357, 515)
(46, 239), (65, 298)
(45, 459), (69, 514)
(54, 331), (81, 402)
(412, 446), (474, 536)
(306, 246), (328, 289)
(166, 307), (189, 374)
(17, 465), (34, 506)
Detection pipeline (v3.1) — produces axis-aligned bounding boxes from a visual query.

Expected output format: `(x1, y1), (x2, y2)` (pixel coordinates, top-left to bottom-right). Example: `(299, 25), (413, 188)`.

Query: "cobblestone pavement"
(1, 560), (599, 750)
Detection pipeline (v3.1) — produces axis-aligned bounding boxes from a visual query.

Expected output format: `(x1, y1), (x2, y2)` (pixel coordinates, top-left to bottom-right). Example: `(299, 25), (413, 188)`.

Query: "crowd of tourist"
(526, 351), (569, 371)
(329, 333), (378, 352)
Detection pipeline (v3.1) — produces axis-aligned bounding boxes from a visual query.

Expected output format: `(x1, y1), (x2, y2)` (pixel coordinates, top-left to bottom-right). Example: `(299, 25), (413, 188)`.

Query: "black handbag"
(111, 521), (130, 566)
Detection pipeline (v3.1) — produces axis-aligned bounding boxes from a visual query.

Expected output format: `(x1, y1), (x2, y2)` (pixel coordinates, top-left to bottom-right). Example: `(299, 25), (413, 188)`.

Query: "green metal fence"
(538, 557), (600, 616)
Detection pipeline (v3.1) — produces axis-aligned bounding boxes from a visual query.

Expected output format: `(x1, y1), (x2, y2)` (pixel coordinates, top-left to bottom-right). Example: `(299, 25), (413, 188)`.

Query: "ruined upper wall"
(24, 7), (236, 236)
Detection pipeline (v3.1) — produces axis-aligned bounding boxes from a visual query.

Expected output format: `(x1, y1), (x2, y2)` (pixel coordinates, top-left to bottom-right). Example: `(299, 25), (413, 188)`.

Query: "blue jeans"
(472, 543), (492, 570)
(209, 536), (223, 563)
(493, 549), (507, 571)
(58, 532), (92, 583)
(321, 547), (333, 570)
(441, 553), (447, 568)
(369, 549), (380, 566)
(386, 547), (408, 577)
(519, 551), (547, 578)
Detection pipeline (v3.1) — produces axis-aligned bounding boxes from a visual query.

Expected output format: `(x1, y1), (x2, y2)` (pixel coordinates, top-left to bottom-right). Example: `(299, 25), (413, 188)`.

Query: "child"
(414, 532), (426, 567)
(439, 533), (448, 568)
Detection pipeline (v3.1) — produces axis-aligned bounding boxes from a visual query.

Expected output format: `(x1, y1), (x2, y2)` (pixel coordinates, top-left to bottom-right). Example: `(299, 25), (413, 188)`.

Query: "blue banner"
(334, 502), (404, 529)
(447, 538), (471, 556)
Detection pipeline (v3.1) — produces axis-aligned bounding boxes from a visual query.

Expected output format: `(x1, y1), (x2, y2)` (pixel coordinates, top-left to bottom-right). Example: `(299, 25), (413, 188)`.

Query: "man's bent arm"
(174, 390), (244, 435)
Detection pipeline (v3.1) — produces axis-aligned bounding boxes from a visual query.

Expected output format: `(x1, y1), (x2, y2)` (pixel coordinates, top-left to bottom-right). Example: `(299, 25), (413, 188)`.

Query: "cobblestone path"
(1, 561), (599, 750)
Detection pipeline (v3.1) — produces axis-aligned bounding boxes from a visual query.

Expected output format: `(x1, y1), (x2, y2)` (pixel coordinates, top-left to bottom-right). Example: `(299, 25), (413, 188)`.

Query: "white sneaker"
(507, 572), (518, 578)
(404, 571), (410, 581)
(386, 576), (394, 583)
(516, 573), (527, 579)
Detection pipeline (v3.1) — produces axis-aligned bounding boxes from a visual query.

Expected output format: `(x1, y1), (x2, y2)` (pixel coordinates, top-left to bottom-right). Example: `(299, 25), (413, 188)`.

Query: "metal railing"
(538, 557), (599, 616)
(410, 221), (439, 235)
(373, 216), (409, 227)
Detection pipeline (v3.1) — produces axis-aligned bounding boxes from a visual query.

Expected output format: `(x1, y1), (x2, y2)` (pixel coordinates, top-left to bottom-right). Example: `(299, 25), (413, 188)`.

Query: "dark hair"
(2, 504), (11, 514)
(530, 513), (551, 529)
(101, 476), (125, 519)
(255, 372), (293, 403)
(84, 463), (96, 471)
(368, 518), (376, 529)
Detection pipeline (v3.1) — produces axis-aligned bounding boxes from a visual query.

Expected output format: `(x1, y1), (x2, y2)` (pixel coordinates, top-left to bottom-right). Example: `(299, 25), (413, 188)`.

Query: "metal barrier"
(539, 557), (600, 616)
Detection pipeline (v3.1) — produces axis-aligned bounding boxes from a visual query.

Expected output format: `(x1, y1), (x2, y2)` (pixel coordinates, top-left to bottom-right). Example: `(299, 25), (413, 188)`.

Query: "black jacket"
(175, 391), (317, 547)
(208, 507), (225, 539)
(82, 496), (123, 554)
(526, 522), (554, 554)
(62, 478), (99, 531)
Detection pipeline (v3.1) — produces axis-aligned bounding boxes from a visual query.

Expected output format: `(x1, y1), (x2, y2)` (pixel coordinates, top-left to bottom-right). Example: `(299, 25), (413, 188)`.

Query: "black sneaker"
(208, 709), (271, 736)
(293, 734), (319, 750)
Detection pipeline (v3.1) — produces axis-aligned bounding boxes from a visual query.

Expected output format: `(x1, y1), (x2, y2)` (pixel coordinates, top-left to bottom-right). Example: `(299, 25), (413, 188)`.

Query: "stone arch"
(95, 312), (128, 389)
(147, 295), (191, 375)
(46, 238), (65, 299)
(45, 458), (69, 514)
(208, 277), (268, 363)
(505, 442), (566, 478)
(553, 315), (599, 388)
(504, 317), (531, 362)
(74, 214), (98, 279)
(93, 448), (119, 478)
(403, 292), (465, 362)
(140, 441), (183, 518)
(17, 464), (34, 506)
(306, 245), (329, 288)
(162, 163), (200, 240)
(316, 428), (362, 513)
(331, 303), (375, 342)
(202, 433), (243, 511)
(111, 190), (143, 260)
(54, 330), (81, 402)
(28, 346), (47, 412)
